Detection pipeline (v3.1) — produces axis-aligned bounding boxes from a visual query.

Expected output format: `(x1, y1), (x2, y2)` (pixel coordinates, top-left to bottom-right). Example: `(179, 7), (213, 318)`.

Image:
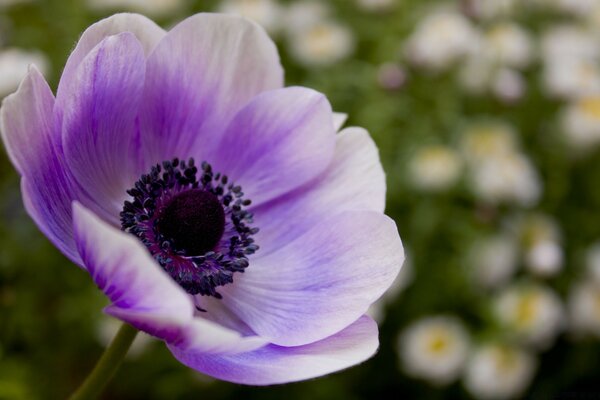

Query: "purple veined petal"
(61, 32), (146, 225)
(220, 210), (404, 346)
(56, 13), (165, 100)
(73, 202), (268, 354)
(168, 315), (379, 385)
(0, 66), (81, 265)
(209, 86), (336, 206)
(72, 202), (193, 340)
(139, 13), (283, 166)
(252, 127), (386, 256)
(195, 295), (256, 337)
(332, 112), (348, 131)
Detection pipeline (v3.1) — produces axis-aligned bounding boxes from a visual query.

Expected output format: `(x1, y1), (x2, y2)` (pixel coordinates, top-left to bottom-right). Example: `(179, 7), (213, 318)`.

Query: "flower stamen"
(120, 158), (258, 297)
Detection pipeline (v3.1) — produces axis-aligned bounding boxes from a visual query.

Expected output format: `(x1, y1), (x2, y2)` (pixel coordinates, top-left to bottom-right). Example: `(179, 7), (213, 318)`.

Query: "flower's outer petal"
(73, 203), (268, 354)
(332, 112), (348, 131)
(253, 127), (386, 256)
(72, 202), (193, 337)
(61, 33), (146, 223)
(221, 211), (403, 346)
(140, 13), (283, 165)
(211, 87), (335, 205)
(167, 316), (269, 355)
(1, 66), (52, 175)
(0, 66), (81, 264)
(57, 13), (165, 98)
(168, 315), (378, 385)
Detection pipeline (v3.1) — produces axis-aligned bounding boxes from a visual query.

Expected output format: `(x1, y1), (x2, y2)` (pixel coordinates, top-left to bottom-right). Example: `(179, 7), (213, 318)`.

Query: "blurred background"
(2, 0), (600, 399)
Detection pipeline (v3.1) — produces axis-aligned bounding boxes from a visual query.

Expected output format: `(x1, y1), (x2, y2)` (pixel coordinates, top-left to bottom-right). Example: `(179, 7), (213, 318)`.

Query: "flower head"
(0, 13), (403, 385)
(398, 315), (470, 385)
(464, 343), (537, 400)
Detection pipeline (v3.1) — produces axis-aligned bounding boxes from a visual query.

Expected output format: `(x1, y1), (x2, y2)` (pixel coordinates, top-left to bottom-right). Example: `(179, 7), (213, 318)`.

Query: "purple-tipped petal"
(253, 127), (386, 255)
(210, 87), (336, 205)
(72, 202), (193, 337)
(1, 67), (81, 264)
(73, 203), (267, 352)
(57, 13), (164, 98)
(168, 315), (379, 385)
(221, 211), (403, 346)
(61, 33), (146, 224)
(170, 316), (268, 355)
(139, 13), (283, 165)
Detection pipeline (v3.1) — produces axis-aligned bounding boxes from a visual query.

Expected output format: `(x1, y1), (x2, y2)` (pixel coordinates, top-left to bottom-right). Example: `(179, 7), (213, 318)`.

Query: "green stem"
(69, 323), (138, 400)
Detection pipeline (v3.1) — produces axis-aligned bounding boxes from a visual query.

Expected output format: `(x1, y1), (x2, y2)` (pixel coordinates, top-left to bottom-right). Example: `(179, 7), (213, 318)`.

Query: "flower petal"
(211, 87), (336, 205)
(61, 32), (146, 224)
(73, 203), (267, 353)
(139, 13), (283, 165)
(57, 13), (164, 99)
(168, 315), (378, 385)
(253, 127), (386, 255)
(332, 112), (348, 131)
(220, 211), (403, 346)
(0, 66), (81, 264)
(72, 202), (193, 334)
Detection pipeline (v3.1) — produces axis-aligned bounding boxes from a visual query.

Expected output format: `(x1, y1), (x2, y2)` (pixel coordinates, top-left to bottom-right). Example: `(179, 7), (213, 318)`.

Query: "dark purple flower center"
(120, 158), (258, 298)
(157, 189), (226, 256)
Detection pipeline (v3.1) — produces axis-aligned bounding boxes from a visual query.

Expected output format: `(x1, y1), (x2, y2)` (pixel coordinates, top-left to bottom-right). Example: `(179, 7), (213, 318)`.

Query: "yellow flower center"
(427, 330), (451, 354)
(514, 292), (540, 328)
(579, 97), (600, 120)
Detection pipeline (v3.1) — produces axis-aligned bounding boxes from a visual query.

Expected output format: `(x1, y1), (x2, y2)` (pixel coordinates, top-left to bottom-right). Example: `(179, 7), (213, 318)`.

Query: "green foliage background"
(1, 0), (600, 399)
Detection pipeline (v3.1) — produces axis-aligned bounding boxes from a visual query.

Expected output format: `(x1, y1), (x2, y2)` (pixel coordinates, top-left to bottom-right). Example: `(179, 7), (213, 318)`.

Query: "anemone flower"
(0, 13), (404, 389)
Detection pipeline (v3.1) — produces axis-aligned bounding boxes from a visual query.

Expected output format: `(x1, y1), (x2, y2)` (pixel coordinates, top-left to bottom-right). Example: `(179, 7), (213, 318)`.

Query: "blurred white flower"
(555, 0), (597, 16)
(541, 25), (600, 99)
(491, 68), (525, 103)
(465, 0), (518, 19)
(524, 239), (564, 277)
(461, 125), (541, 206)
(460, 124), (517, 164)
(517, 214), (563, 276)
(283, 1), (330, 33)
(87, 0), (184, 16)
(356, 0), (396, 12)
(399, 316), (470, 385)
(586, 242), (600, 283)
(377, 62), (407, 90)
(405, 9), (479, 71)
(561, 96), (600, 150)
(469, 152), (541, 207)
(0, 48), (48, 96)
(408, 145), (463, 192)
(494, 284), (564, 349)
(543, 59), (600, 100)
(288, 19), (355, 67)
(464, 344), (537, 400)
(97, 317), (154, 358)
(481, 23), (533, 69)
(459, 24), (530, 101)
(470, 235), (519, 289)
(568, 281), (600, 337)
(218, 0), (283, 34)
(541, 25), (598, 64)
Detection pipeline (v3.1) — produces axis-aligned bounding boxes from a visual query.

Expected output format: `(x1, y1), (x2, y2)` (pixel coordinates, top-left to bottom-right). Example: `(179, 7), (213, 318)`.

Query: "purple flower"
(0, 13), (404, 385)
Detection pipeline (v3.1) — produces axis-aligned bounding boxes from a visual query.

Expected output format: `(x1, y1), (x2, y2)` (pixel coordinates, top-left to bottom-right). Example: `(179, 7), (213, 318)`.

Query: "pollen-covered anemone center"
(157, 189), (226, 256)
(120, 158), (259, 298)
